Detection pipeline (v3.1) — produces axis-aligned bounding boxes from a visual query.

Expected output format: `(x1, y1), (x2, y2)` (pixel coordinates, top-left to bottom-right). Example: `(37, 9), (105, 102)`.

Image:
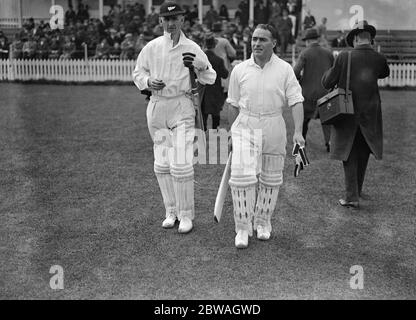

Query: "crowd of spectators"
(0, 0), (346, 61)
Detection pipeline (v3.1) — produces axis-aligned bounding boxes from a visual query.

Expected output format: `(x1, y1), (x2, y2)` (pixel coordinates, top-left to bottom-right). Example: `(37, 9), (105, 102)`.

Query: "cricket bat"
(187, 66), (206, 151)
(214, 152), (232, 223)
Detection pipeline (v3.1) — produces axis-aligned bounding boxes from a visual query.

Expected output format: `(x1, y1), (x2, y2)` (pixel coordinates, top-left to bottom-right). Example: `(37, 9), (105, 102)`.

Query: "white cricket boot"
(256, 225), (271, 241)
(235, 230), (249, 249)
(178, 216), (193, 234)
(162, 213), (177, 229)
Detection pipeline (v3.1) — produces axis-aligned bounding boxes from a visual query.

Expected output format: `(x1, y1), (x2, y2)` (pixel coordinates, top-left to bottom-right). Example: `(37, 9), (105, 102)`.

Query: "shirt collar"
(248, 53), (278, 68)
(163, 30), (187, 47)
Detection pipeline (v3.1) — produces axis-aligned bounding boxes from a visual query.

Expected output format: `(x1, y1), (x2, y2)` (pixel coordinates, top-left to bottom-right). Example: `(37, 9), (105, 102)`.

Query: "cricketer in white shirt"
(132, 25), (216, 234)
(226, 24), (304, 248)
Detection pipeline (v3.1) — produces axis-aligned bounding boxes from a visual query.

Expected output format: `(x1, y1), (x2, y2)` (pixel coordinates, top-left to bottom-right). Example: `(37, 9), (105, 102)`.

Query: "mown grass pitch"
(1, 83), (415, 299)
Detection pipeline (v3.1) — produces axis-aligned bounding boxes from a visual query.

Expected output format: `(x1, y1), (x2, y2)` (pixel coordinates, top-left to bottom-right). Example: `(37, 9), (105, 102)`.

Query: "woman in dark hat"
(322, 21), (389, 209)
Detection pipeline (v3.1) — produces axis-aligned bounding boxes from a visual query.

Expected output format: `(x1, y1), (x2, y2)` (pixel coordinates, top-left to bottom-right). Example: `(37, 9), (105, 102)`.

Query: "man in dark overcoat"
(322, 21), (390, 209)
(294, 28), (334, 151)
(201, 33), (229, 130)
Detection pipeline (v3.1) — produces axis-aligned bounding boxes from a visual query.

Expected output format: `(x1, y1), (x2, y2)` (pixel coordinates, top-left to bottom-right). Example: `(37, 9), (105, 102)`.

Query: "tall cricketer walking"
(227, 24), (305, 248)
(132, 2), (216, 234)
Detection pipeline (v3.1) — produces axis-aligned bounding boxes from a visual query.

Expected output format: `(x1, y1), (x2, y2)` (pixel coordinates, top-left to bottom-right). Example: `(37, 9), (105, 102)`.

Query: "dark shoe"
(338, 198), (360, 209)
(359, 193), (371, 200)
(325, 142), (330, 152)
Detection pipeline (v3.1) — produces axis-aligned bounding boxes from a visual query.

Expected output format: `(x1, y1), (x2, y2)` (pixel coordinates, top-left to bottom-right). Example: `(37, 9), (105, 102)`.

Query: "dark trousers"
(202, 113), (220, 131)
(279, 31), (291, 54)
(302, 118), (331, 144)
(342, 128), (371, 202)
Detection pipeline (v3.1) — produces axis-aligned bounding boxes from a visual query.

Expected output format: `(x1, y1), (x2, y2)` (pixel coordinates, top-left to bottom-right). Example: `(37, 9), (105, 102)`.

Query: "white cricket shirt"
(227, 54), (304, 114)
(132, 31), (216, 98)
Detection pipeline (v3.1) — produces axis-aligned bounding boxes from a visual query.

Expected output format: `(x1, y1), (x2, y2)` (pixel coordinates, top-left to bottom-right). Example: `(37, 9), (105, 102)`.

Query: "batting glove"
(182, 52), (207, 71)
(292, 143), (310, 177)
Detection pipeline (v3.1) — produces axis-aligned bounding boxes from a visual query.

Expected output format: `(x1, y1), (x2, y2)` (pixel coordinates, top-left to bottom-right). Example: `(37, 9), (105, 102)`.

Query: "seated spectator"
(134, 34), (147, 57)
(94, 19), (106, 38)
(142, 23), (154, 42)
(0, 35), (9, 59)
(331, 30), (347, 47)
(65, 5), (77, 26)
(136, 3), (146, 21)
(60, 36), (76, 60)
(23, 18), (35, 33)
(36, 36), (50, 59)
(107, 28), (121, 46)
(118, 24), (127, 39)
(120, 33), (135, 60)
(109, 42), (121, 60)
(48, 36), (62, 59)
(0, 30), (8, 43)
(37, 20), (48, 32)
(77, 3), (90, 23)
(110, 5), (121, 28)
(93, 38), (110, 59)
(22, 35), (37, 59)
(127, 16), (141, 36)
(146, 6), (159, 28)
(10, 33), (23, 59)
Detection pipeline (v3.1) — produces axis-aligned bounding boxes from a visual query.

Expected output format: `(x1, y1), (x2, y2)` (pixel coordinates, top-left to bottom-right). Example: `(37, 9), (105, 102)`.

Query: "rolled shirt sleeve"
(226, 66), (240, 108)
(194, 47), (217, 85)
(285, 63), (304, 107)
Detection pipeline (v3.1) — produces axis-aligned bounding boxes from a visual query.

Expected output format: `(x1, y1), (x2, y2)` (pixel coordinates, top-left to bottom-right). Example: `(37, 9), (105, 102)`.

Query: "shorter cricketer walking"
(227, 24), (305, 248)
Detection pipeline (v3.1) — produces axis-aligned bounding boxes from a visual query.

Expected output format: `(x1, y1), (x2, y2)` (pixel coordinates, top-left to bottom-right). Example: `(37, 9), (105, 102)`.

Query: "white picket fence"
(0, 59), (135, 82)
(1, 59), (416, 86)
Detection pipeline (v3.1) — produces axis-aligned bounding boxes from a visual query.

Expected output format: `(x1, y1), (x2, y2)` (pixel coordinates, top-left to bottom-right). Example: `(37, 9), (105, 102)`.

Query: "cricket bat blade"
(214, 152), (232, 223)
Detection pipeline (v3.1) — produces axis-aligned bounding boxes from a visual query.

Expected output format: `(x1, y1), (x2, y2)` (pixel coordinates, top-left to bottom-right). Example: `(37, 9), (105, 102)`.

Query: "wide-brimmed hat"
(159, 1), (186, 17)
(302, 28), (319, 41)
(346, 20), (376, 47)
(212, 22), (222, 32)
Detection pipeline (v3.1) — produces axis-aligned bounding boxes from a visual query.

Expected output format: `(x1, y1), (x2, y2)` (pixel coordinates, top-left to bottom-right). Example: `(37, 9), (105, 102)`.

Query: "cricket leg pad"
(254, 155), (284, 234)
(229, 178), (257, 237)
(154, 162), (177, 222)
(171, 164), (194, 221)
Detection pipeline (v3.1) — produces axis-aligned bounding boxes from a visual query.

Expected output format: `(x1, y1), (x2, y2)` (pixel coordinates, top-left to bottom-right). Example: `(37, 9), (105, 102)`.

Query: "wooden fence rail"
(1, 59), (416, 87)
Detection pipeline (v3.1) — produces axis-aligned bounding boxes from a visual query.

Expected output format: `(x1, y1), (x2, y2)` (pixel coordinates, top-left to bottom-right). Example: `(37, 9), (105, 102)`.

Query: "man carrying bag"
(321, 20), (390, 209)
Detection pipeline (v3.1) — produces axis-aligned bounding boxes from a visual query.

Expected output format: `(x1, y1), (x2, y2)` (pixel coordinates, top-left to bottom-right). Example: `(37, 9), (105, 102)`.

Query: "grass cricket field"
(0, 83), (415, 299)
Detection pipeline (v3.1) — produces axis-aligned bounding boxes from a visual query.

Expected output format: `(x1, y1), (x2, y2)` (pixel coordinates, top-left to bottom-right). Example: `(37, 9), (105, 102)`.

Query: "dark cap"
(212, 22), (222, 32)
(159, 1), (186, 17)
(302, 28), (319, 41)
